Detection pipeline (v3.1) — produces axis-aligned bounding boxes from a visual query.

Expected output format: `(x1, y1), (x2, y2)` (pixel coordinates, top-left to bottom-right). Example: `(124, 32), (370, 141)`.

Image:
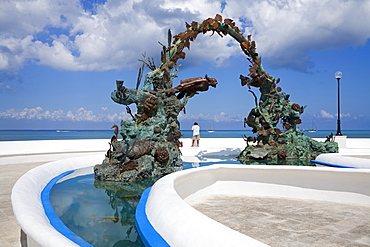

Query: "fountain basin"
(140, 164), (370, 246)
(314, 153), (370, 168)
(12, 155), (370, 247)
(11, 155), (102, 247)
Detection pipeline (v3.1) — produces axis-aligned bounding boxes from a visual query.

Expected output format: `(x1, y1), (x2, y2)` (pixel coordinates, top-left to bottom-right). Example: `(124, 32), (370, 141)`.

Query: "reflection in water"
(238, 159), (315, 166)
(191, 162), (200, 168)
(94, 178), (161, 245)
(50, 175), (161, 247)
(50, 160), (314, 246)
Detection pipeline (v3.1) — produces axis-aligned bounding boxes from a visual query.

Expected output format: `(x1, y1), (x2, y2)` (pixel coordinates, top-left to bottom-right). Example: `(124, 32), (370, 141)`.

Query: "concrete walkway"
(0, 151), (106, 247)
(0, 139), (108, 247)
(2, 138), (370, 246)
(192, 195), (370, 246)
(0, 161), (47, 247)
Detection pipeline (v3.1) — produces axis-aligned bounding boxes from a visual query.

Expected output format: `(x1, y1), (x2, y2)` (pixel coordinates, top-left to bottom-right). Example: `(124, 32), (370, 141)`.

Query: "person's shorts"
(192, 135), (200, 141)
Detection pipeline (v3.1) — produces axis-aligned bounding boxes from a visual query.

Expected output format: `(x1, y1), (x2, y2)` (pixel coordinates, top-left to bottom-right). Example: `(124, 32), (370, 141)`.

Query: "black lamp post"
(335, 71), (343, 136)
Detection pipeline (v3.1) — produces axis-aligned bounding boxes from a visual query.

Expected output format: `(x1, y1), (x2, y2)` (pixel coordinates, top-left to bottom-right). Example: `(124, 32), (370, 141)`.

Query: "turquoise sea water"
(1, 129), (370, 141)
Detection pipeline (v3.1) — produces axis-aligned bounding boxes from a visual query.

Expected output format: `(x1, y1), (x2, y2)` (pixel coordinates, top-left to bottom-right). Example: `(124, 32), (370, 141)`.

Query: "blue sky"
(1, 0), (370, 131)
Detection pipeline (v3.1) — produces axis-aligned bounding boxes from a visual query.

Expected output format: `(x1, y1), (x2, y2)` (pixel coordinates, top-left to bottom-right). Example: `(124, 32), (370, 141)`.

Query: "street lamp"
(335, 71), (343, 136)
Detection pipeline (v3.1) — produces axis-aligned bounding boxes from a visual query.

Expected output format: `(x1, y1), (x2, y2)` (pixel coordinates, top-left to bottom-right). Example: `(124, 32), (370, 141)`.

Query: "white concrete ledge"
(316, 153), (370, 168)
(146, 165), (370, 247)
(11, 155), (102, 247)
(0, 139), (108, 156)
(0, 139), (107, 165)
(10, 138), (370, 246)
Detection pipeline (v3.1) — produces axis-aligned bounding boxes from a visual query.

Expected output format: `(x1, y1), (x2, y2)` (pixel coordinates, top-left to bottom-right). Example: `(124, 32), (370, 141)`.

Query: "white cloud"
(316, 110), (352, 119)
(317, 110), (334, 118)
(0, 82), (17, 91)
(336, 113), (351, 118)
(0, 0), (77, 37)
(2, 106), (357, 124)
(0, 106), (243, 124)
(353, 115), (364, 120)
(178, 111), (241, 122)
(226, 0), (370, 70)
(0, 0), (369, 73)
(0, 106), (132, 122)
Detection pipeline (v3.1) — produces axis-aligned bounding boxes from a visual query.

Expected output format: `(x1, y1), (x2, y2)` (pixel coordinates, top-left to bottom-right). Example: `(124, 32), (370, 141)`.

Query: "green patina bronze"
(237, 63), (339, 162)
(94, 14), (338, 182)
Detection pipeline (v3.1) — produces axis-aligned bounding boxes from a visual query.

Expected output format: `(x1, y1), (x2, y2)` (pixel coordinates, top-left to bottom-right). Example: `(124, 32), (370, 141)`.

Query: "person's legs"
(193, 135), (200, 147)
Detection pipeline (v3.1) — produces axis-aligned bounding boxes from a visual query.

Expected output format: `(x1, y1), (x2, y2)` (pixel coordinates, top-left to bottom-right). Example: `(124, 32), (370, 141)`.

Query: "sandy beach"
(2, 137), (370, 246)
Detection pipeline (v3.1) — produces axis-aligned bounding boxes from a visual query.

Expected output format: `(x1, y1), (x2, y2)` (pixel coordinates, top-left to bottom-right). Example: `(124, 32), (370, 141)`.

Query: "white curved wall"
(146, 165), (370, 247)
(12, 153), (370, 247)
(11, 155), (102, 247)
(316, 153), (370, 168)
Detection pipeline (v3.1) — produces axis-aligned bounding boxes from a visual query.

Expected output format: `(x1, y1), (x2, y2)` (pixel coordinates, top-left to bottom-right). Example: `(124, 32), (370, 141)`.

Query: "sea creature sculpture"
(174, 75), (218, 99)
(236, 32), (338, 162)
(111, 124), (119, 139)
(95, 14), (338, 181)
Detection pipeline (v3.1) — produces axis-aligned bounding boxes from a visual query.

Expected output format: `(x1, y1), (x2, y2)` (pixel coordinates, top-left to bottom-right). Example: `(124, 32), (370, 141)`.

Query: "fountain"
(12, 14), (346, 247)
(94, 14), (337, 182)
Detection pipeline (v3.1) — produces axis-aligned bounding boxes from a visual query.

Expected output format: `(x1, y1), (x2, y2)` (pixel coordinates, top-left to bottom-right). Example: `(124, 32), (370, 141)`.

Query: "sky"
(1, 0), (370, 131)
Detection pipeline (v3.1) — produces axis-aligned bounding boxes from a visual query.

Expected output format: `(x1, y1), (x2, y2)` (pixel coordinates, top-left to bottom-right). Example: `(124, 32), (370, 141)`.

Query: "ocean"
(1, 129), (370, 141)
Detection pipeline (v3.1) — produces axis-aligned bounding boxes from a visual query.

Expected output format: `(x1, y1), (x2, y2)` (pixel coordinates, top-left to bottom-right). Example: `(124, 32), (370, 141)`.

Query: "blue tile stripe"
(310, 160), (356, 168)
(135, 187), (170, 247)
(41, 170), (93, 247)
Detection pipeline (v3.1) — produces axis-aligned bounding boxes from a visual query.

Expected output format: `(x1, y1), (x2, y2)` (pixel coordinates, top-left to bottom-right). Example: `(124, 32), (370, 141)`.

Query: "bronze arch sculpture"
(94, 14), (338, 182)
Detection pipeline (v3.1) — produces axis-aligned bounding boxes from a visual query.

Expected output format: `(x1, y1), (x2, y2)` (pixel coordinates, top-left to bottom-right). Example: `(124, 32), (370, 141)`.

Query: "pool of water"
(50, 160), (315, 246)
(50, 168), (160, 246)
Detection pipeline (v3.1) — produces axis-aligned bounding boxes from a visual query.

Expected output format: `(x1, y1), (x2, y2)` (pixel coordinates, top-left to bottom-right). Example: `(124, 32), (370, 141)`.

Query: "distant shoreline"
(1, 129), (370, 131)
(1, 129), (370, 141)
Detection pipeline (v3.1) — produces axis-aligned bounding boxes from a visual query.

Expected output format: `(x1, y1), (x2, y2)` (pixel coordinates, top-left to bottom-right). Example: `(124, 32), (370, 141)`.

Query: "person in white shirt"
(191, 122), (200, 147)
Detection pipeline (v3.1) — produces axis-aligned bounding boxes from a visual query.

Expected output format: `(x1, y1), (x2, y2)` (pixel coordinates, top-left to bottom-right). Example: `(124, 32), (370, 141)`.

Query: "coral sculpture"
(95, 14), (338, 182)
(237, 34), (338, 163)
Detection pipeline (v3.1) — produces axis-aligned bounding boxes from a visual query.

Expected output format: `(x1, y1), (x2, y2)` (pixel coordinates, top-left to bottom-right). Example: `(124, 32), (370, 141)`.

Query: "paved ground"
(2, 138), (370, 246)
(0, 151), (103, 247)
(0, 161), (47, 247)
(345, 155), (370, 159)
(4, 163), (370, 247)
(192, 195), (370, 247)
